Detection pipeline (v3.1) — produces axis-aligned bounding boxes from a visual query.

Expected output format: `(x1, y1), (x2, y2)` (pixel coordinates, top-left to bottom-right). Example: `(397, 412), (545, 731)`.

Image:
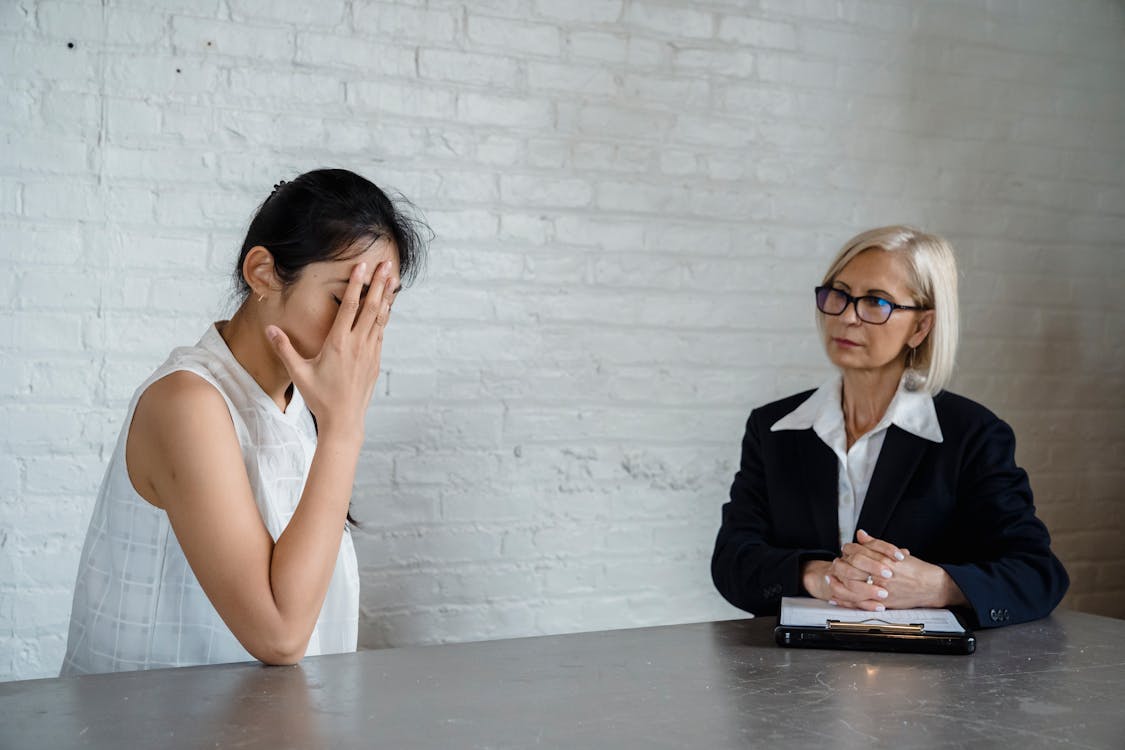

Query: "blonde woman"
(712, 226), (1068, 627)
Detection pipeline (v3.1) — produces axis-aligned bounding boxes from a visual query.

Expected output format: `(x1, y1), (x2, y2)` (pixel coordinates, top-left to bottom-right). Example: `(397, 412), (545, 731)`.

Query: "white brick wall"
(2, 0), (1123, 680)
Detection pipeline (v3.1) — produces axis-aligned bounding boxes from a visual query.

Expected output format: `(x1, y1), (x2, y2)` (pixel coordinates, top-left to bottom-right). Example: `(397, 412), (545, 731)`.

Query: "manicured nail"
(828, 600), (838, 606)
(881, 569), (893, 579)
(875, 604), (886, 612)
(876, 589), (888, 599)
(894, 551), (905, 561)
(824, 575), (831, 586)
(358, 262), (367, 276)
(380, 261), (391, 276)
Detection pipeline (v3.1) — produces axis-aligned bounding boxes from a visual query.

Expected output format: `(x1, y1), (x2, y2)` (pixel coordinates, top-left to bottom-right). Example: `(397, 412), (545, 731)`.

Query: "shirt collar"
(770, 373), (943, 444)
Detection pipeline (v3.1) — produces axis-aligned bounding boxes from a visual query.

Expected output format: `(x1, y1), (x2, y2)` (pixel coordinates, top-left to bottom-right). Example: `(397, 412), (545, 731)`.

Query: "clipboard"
(774, 596), (975, 655)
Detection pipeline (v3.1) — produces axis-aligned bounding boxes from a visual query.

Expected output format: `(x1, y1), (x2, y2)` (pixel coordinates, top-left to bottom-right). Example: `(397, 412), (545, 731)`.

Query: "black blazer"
(711, 389), (1069, 629)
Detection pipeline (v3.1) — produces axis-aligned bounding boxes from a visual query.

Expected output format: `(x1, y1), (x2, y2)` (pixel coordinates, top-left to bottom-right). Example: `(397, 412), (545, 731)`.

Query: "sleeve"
(710, 410), (836, 616)
(938, 415), (1070, 629)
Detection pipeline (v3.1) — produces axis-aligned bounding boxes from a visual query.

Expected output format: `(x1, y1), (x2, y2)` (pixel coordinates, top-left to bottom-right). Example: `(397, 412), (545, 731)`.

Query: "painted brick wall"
(2, 0), (1123, 680)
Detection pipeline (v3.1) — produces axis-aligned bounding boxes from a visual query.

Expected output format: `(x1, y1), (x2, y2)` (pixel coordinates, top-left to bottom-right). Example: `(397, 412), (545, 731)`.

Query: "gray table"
(2, 610), (1123, 749)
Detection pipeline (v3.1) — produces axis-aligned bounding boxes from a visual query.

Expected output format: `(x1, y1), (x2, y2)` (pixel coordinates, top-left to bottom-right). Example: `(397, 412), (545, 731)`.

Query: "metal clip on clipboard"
(826, 619), (926, 634)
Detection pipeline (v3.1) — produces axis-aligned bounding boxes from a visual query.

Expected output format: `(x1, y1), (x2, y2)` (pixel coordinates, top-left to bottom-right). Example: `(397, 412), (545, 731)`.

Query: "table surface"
(2, 609), (1123, 749)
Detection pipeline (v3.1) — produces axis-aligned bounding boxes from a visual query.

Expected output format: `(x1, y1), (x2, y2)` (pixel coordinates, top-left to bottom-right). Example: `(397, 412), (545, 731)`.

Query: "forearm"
(938, 553), (1068, 627)
(268, 430), (362, 642)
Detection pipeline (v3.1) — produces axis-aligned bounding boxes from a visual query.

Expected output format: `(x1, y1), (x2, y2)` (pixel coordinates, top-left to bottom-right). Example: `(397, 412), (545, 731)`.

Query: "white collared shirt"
(770, 374), (944, 550)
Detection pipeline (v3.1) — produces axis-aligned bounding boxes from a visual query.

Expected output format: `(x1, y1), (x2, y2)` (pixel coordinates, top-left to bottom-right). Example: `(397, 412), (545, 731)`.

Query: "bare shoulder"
(127, 370), (240, 508)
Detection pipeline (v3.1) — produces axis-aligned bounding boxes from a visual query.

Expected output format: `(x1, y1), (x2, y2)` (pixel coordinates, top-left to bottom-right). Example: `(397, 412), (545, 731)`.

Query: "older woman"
(711, 226), (1068, 627)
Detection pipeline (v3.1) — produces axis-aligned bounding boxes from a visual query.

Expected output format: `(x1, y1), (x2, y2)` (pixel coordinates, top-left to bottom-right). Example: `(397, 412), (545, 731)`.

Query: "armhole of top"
(123, 368), (239, 509)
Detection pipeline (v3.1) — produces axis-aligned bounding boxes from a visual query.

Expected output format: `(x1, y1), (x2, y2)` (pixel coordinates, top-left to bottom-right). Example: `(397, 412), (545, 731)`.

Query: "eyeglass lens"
(816, 287), (893, 324)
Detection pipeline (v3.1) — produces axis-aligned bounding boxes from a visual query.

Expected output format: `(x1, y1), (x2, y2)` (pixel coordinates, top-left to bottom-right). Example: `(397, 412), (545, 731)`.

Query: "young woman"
(712, 226), (1068, 628)
(61, 169), (427, 674)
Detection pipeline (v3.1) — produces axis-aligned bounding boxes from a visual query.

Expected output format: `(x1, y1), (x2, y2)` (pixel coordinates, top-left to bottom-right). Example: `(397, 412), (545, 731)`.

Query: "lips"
(833, 338), (861, 348)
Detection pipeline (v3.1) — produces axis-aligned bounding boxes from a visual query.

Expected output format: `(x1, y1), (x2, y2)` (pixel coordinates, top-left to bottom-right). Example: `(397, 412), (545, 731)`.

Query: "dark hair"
(233, 168), (429, 299)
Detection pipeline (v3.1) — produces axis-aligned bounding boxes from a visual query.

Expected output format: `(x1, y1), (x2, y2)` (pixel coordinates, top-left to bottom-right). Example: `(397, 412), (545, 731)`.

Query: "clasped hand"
(804, 529), (958, 611)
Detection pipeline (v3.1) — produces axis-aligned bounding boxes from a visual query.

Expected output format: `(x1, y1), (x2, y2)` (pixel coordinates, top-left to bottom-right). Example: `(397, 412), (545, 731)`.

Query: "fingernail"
(824, 575), (831, 586)
(875, 604), (886, 612)
(881, 569), (893, 579)
(358, 262), (367, 276)
(380, 262), (391, 276)
(894, 552), (905, 561)
(828, 600), (838, 606)
(876, 589), (888, 599)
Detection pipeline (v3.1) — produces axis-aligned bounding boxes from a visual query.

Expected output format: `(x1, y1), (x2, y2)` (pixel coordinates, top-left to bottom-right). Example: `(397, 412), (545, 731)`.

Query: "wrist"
(801, 560), (829, 597)
(316, 417), (365, 444)
(315, 424), (364, 450)
(930, 565), (967, 608)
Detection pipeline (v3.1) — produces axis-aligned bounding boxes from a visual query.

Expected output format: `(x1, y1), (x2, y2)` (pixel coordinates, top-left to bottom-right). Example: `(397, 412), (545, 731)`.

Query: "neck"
(840, 362), (905, 442)
(219, 304), (293, 411)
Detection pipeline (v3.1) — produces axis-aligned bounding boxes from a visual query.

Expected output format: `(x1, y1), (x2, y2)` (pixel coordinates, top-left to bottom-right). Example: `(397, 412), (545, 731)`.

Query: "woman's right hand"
(266, 260), (398, 439)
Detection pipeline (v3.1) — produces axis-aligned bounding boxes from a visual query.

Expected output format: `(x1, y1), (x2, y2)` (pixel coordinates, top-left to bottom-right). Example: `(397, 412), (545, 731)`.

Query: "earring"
(903, 346), (924, 391)
(258, 294), (265, 303)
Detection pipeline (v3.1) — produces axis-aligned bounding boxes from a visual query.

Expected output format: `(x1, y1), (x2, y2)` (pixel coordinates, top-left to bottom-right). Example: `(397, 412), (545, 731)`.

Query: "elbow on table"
(711, 551), (766, 616)
(245, 630), (311, 667)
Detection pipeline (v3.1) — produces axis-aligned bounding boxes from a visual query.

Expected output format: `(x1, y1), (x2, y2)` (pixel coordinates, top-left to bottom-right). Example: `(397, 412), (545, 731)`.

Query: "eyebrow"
(832, 281), (895, 298)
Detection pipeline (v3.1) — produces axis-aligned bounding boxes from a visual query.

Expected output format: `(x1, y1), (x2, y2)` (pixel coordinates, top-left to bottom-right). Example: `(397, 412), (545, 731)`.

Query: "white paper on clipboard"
(780, 596), (966, 633)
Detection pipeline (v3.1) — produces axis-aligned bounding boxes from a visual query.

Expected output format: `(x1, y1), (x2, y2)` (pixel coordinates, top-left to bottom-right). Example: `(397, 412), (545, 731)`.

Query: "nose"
(839, 299), (863, 325)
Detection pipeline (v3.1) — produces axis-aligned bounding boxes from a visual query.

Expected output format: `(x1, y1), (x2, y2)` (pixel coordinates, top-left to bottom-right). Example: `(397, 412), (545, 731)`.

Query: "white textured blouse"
(770, 374), (944, 550)
(61, 324), (358, 676)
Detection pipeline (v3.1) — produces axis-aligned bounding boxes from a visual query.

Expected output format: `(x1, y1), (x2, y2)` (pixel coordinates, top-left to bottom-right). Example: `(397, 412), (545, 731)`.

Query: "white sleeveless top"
(61, 324), (359, 676)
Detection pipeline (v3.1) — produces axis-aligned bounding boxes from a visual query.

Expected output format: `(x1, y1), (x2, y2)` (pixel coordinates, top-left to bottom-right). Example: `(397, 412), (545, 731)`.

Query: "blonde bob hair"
(819, 225), (959, 395)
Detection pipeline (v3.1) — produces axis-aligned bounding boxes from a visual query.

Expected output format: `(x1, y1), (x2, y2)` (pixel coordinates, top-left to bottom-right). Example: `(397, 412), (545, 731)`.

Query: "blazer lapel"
(855, 425), (929, 540)
(792, 431), (839, 551)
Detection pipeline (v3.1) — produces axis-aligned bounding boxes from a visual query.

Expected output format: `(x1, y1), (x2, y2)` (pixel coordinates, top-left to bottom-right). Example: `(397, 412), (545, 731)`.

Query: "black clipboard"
(775, 612), (975, 655)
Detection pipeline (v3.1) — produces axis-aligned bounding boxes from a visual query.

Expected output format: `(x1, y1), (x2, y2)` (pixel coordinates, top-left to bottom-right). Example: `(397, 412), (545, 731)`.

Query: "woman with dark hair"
(61, 169), (428, 675)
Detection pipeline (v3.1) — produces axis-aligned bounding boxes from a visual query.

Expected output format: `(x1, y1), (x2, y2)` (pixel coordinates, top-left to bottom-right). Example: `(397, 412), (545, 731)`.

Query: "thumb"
(265, 325), (302, 375)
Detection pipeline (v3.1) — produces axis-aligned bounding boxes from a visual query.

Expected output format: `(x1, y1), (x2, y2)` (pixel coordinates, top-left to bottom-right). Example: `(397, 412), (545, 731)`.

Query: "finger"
(829, 557), (870, 583)
(358, 262), (392, 335)
(374, 274), (397, 330)
(841, 544), (896, 578)
(840, 551), (895, 581)
(830, 567), (890, 601)
(856, 529), (906, 561)
(825, 576), (887, 612)
(266, 325), (305, 378)
(842, 542), (895, 565)
(330, 262), (368, 340)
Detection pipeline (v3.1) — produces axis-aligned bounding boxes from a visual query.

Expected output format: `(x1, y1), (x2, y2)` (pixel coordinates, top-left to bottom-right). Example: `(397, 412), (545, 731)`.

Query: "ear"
(907, 309), (935, 349)
(242, 246), (282, 299)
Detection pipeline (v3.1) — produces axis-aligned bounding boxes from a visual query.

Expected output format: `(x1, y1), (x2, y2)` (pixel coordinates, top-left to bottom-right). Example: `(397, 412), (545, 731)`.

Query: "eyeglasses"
(814, 286), (928, 325)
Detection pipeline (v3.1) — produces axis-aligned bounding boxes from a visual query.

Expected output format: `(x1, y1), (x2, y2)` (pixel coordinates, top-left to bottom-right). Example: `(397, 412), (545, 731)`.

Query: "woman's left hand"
(839, 529), (967, 609)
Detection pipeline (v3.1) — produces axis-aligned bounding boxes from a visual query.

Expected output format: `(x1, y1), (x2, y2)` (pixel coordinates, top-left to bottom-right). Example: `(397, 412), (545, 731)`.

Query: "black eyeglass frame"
(814, 285), (929, 325)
